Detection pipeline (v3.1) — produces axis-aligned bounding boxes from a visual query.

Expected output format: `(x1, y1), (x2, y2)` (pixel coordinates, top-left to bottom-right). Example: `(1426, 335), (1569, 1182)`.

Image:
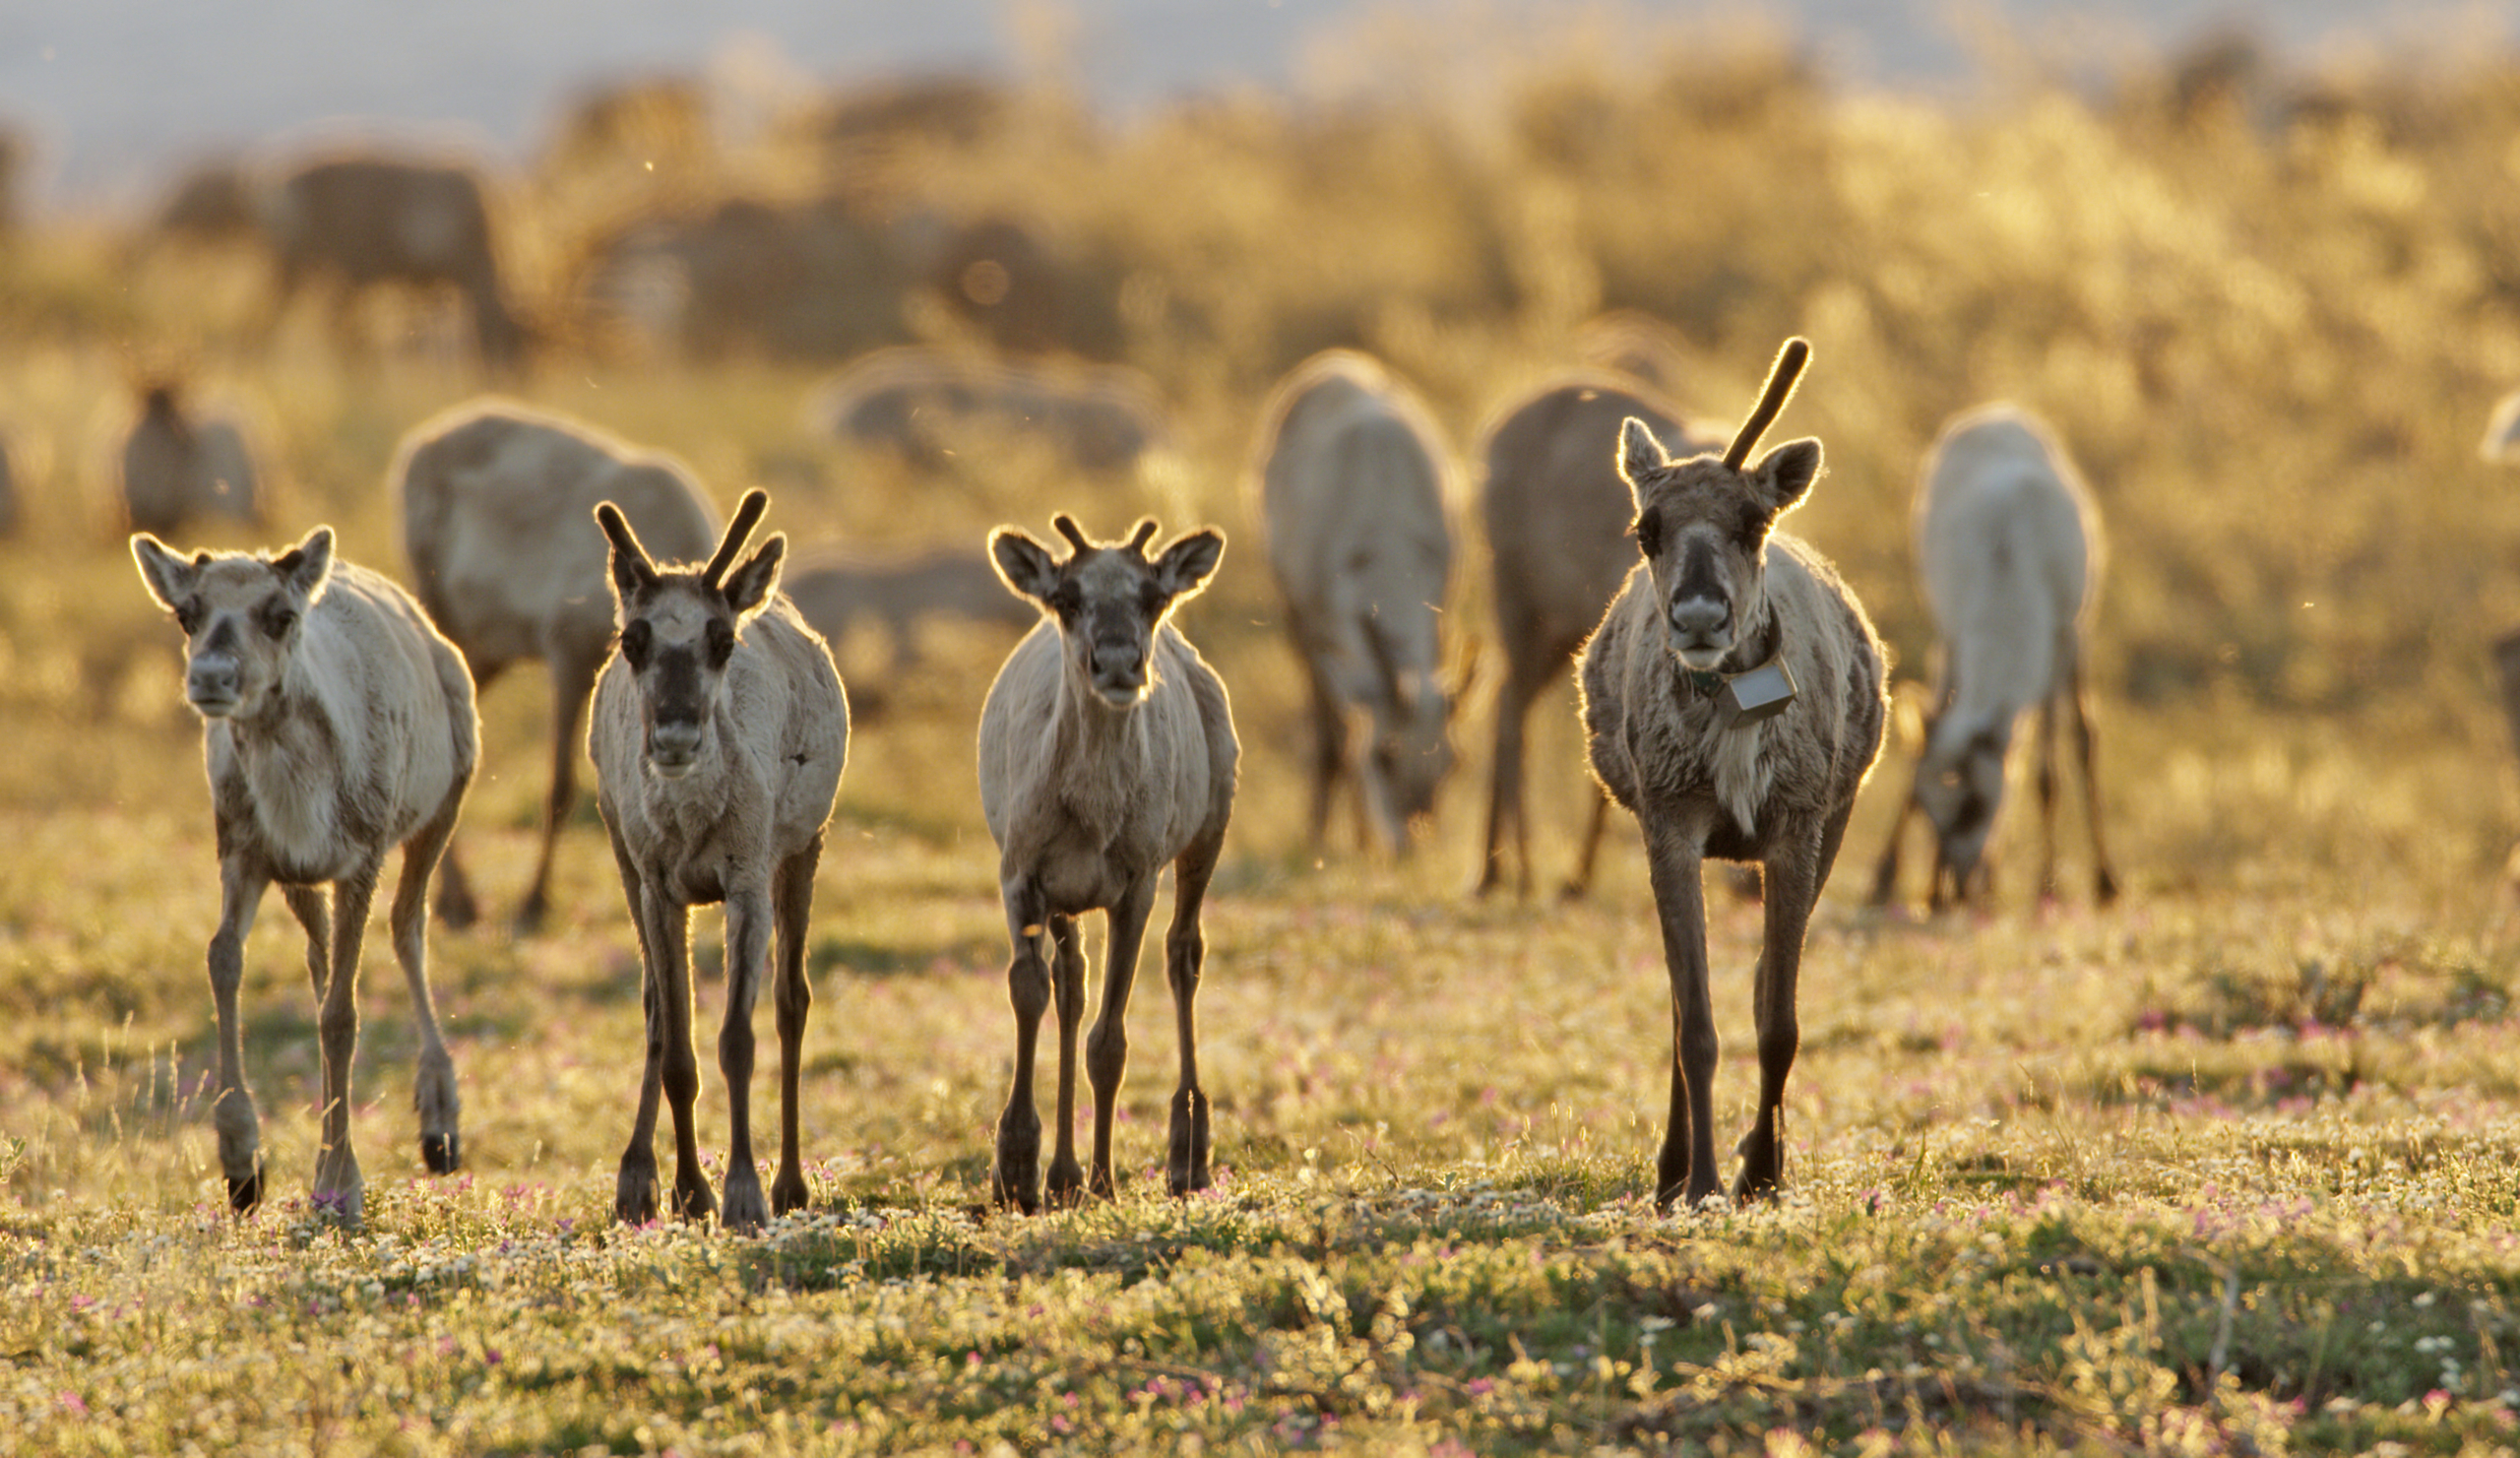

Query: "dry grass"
(9, 23), (2520, 1453)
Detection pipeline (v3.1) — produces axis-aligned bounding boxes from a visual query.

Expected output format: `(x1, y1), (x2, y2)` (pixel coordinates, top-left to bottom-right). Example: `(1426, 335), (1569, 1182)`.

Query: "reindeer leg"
(517, 648), (598, 936)
(607, 823), (665, 1224)
(2068, 657), (2119, 904)
(1639, 818), (1719, 1210)
(391, 792), (465, 1175)
(646, 885), (712, 1224)
(208, 858), (272, 1212)
(1044, 913), (1090, 1207)
(992, 875), (1050, 1213)
(1561, 791), (1612, 901)
(282, 885), (330, 998)
(432, 658), (503, 931)
(1075, 878), (1154, 1199)
(1867, 767), (1922, 907)
(1737, 811), (1842, 1202)
(1479, 660), (1545, 897)
(2036, 692), (2061, 903)
(1300, 656), (1345, 854)
(768, 837), (822, 1217)
(312, 859), (382, 1227)
(717, 883), (776, 1233)
(1164, 835), (1223, 1195)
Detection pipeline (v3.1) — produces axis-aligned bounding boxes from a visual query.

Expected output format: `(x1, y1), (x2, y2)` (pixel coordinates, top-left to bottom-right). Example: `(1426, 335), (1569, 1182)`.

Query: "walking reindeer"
(1576, 339), (1887, 1209)
(589, 489), (849, 1232)
(132, 525), (475, 1223)
(976, 515), (1237, 1211)
(1867, 404), (2118, 910)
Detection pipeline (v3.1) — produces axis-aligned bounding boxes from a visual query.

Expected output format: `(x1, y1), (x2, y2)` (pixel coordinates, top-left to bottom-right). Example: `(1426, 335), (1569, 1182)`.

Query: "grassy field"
(15, 22), (2520, 1455)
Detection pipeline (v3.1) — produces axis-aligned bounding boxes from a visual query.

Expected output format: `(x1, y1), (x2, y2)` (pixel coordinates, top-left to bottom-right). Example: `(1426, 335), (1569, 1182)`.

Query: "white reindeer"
(1867, 404), (2118, 909)
(1250, 349), (1461, 855)
(977, 515), (1236, 1211)
(589, 489), (848, 1232)
(131, 525), (475, 1223)
(396, 399), (721, 933)
(1577, 339), (1888, 1209)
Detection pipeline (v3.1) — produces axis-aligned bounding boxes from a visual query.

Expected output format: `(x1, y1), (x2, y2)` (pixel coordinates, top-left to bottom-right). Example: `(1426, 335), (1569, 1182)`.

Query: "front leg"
(208, 857), (272, 1212)
(768, 838), (823, 1217)
(1736, 831), (1817, 1200)
(607, 827), (664, 1224)
(1044, 914), (1088, 1207)
(640, 884), (713, 1224)
(992, 875), (1050, 1213)
(1638, 817), (1719, 1210)
(312, 862), (384, 1226)
(717, 884), (777, 1234)
(1083, 877), (1159, 1199)
(1162, 838), (1223, 1196)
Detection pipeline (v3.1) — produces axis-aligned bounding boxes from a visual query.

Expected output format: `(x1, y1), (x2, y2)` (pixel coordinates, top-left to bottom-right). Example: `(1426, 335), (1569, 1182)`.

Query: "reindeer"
(1478, 375), (1719, 896)
(1576, 338), (1886, 1210)
(130, 525), (475, 1223)
(121, 380), (263, 538)
(262, 156), (526, 368)
(1867, 404), (2117, 910)
(1250, 349), (1461, 855)
(977, 515), (1236, 1211)
(589, 490), (848, 1232)
(396, 399), (721, 933)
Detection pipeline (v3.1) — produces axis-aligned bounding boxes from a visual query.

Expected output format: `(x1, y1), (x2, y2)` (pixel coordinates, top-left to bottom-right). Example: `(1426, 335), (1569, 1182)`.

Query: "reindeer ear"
(722, 534), (786, 616)
(989, 528), (1060, 604)
(1615, 416), (1667, 500)
(130, 533), (197, 612)
(272, 526), (336, 602)
(1152, 528), (1225, 600)
(1749, 438), (1822, 516)
(594, 501), (657, 605)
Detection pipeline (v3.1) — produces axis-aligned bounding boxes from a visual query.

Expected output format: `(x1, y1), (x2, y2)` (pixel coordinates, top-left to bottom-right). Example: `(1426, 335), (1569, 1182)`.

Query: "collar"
(1672, 618), (1796, 731)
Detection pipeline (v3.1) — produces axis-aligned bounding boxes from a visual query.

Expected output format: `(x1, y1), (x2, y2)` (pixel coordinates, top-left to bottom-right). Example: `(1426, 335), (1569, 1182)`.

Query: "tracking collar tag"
(1711, 657), (1796, 732)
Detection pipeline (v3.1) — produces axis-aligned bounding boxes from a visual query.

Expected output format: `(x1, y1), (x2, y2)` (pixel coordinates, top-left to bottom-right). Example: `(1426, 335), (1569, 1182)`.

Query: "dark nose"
(1093, 640), (1146, 686)
(187, 659), (240, 703)
(1668, 596), (1730, 642)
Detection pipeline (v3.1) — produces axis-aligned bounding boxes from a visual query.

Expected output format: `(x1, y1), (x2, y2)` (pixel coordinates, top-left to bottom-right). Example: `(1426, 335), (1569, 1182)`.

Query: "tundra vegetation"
(15, 23), (2520, 1455)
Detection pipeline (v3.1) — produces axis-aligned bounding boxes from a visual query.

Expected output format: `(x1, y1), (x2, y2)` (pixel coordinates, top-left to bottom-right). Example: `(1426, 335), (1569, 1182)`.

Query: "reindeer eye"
(619, 621), (652, 666)
(260, 602), (297, 639)
(1049, 583), (1083, 617)
(706, 618), (736, 666)
(1634, 510), (1663, 557)
(175, 600), (205, 635)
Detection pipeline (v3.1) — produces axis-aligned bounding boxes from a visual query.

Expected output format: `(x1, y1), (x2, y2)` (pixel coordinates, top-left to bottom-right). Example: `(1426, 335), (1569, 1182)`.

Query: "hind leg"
(392, 796), (466, 1177)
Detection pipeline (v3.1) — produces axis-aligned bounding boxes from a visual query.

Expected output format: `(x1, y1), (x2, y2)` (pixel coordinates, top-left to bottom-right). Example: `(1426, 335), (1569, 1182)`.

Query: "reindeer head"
(597, 487), (786, 779)
(1616, 339), (1821, 674)
(132, 525), (334, 721)
(1915, 716), (2007, 896)
(1359, 633), (1462, 848)
(989, 514), (1224, 708)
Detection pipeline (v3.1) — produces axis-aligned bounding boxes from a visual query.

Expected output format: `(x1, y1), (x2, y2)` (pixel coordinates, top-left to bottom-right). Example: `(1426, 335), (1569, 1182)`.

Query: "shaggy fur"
(976, 515), (1237, 1212)
(130, 526), (476, 1225)
(396, 398), (721, 933)
(1250, 349), (1461, 855)
(1868, 404), (2117, 909)
(1576, 340), (1886, 1210)
(1477, 374), (1722, 897)
(588, 490), (848, 1234)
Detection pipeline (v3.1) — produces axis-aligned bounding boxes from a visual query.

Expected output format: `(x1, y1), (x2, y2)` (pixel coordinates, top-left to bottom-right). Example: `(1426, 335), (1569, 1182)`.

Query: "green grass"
(17, 20), (2520, 1454)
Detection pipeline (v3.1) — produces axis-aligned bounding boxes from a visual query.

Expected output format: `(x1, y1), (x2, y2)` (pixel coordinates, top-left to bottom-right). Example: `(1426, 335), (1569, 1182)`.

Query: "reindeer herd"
(125, 336), (2119, 1229)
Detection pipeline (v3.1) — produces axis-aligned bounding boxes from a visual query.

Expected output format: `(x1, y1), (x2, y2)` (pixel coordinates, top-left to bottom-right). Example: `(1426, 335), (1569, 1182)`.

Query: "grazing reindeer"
(1479, 376), (1719, 896)
(1577, 339), (1886, 1209)
(263, 156), (527, 368)
(1867, 405), (2117, 910)
(977, 515), (1236, 1211)
(121, 380), (264, 538)
(396, 399), (722, 933)
(1251, 349), (1461, 855)
(589, 489), (848, 1232)
(130, 525), (475, 1223)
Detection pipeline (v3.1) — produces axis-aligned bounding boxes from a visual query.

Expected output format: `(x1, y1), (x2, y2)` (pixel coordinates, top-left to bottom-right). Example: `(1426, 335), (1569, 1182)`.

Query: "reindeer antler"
(595, 501), (650, 568)
(1723, 337), (1811, 471)
(703, 489), (771, 587)
(1126, 518), (1161, 555)
(1052, 515), (1094, 555)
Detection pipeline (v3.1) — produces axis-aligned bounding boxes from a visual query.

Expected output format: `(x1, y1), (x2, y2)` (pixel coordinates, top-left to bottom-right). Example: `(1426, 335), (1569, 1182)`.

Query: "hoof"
(421, 1131), (461, 1174)
(227, 1166), (265, 1214)
(770, 1169), (811, 1217)
(1045, 1156), (1085, 1209)
(990, 1163), (1040, 1215)
(671, 1175), (717, 1225)
(511, 894), (547, 941)
(1167, 1088), (1212, 1195)
(721, 1182), (769, 1236)
(615, 1161), (660, 1224)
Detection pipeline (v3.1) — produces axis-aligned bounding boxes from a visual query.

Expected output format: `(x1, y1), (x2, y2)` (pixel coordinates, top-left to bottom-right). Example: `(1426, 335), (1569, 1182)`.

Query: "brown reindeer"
(130, 525), (475, 1223)
(588, 490), (849, 1232)
(263, 156), (526, 368)
(976, 515), (1237, 1211)
(1478, 376), (1718, 897)
(1576, 339), (1887, 1209)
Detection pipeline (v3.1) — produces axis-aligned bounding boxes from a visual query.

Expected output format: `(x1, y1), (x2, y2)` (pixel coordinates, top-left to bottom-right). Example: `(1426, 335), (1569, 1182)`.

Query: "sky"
(3, 0), (2508, 213)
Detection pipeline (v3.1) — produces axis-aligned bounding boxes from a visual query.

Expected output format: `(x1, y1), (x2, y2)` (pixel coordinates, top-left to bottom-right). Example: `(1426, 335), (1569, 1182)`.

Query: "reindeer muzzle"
(186, 658), (243, 717)
(647, 720), (706, 776)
